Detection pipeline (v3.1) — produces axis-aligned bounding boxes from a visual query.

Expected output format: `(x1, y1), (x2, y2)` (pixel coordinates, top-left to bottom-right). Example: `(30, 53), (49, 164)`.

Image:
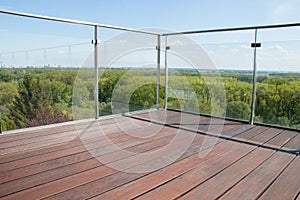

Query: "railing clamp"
(251, 43), (261, 48)
(92, 39), (98, 44)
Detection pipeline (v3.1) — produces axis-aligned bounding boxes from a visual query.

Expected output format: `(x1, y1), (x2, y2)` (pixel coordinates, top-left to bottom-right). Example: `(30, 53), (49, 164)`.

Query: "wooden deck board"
(0, 109), (298, 199)
(0, 128), (177, 195)
(258, 156), (300, 200)
(93, 141), (246, 200)
(134, 143), (256, 200)
(219, 152), (295, 200)
(266, 130), (298, 148)
(176, 148), (274, 200)
(283, 133), (300, 151)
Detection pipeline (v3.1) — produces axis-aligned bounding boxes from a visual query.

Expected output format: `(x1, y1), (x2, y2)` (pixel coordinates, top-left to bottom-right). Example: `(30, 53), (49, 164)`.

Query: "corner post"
(94, 25), (99, 119)
(164, 36), (169, 110)
(250, 29), (259, 124)
(156, 35), (161, 109)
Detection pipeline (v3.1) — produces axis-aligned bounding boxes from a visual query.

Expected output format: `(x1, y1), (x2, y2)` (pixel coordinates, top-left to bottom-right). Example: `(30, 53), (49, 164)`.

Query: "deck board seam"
(0, 124), (150, 165)
(171, 126), (290, 199)
(0, 131), (179, 197)
(176, 149), (279, 199)
(41, 139), (231, 199)
(253, 155), (298, 200)
(0, 130), (177, 186)
(126, 114), (299, 155)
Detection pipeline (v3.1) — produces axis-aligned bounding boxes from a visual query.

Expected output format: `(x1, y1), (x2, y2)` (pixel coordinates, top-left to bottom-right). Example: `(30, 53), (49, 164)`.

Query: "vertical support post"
(43, 49), (46, 67)
(156, 35), (161, 109)
(250, 29), (258, 125)
(11, 52), (14, 67)
(68, 45), (72, 66)
(94, 25), (99, 119)
(25, 51), (29, 67)
(164, 36), (169, 110)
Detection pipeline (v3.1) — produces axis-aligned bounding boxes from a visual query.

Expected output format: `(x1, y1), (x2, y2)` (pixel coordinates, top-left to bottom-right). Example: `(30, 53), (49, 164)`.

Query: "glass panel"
(97, 28), (158, 116)
(0, 14), (93, 132)
(255, 27), (300, 129)
(167, 30), (254, 121)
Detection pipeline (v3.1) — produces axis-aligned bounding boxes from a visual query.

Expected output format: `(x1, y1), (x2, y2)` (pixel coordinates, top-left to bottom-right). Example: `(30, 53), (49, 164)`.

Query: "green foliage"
(226, 101), (250, 120)
(7, 72), (72, 129)
(0, 82), (18, 108)
(9, 75), (49, 128)
(0, 68), (299, 132)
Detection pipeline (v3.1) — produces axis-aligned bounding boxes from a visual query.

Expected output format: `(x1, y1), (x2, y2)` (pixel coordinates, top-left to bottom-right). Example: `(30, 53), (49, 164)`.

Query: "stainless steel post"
(156, 35), (161, 109)
(250, 29), (258, 124)
(164, 36), (169, 110)
(94, 26), (99, 119)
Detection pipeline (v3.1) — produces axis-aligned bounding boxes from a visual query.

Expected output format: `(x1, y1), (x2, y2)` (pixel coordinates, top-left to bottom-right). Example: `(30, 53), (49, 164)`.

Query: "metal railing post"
(164, 36), (169, 110)
(156, 35), (161, 109)
(94, 25), (99, 119)
(250, 29), (259, 124)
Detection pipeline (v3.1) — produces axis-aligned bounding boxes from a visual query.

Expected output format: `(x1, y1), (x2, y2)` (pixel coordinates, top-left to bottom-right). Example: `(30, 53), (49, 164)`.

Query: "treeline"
(0, 68), (299, 131)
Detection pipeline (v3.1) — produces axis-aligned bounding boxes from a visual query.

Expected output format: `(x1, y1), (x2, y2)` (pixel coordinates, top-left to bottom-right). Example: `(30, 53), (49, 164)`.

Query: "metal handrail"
(162, 22), (300, 36)
(0, 9), (160, 36)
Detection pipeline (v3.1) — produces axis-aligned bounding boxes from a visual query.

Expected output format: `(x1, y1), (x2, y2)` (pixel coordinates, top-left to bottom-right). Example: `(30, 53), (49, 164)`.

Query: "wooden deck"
(0, 109), (299, 199)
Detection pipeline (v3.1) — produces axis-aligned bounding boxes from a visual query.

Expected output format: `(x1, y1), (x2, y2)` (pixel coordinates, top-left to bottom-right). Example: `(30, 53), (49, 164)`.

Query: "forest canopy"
(0, 68), (299, 132)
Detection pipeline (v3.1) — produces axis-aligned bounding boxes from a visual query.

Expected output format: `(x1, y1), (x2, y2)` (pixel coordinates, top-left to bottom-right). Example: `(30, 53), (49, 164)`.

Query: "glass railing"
(254, 27), (300, 129)
(0, 12), (93, 132)
(164, 27), (300, 129)
(0, 10), (299, 132)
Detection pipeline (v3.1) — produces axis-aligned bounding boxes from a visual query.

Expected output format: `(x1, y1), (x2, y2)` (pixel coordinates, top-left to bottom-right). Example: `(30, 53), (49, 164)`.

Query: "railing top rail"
(162, 22), (300, 36)
(0, 9), (159, 36)
(2, 9), (300, 37)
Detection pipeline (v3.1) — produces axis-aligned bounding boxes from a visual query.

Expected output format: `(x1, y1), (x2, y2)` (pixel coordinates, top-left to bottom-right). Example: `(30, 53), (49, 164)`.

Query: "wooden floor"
(0, 109), (299, 200)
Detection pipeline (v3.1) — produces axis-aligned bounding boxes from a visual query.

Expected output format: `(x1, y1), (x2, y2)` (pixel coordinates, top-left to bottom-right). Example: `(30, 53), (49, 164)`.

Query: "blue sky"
(1, 0), (300, 30)
(1, 0), (300, 70)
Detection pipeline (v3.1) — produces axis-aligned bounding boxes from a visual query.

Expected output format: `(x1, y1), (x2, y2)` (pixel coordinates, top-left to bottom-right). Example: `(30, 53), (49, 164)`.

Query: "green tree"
(9, 75), (50, 128)
(226, 101), (250, 120)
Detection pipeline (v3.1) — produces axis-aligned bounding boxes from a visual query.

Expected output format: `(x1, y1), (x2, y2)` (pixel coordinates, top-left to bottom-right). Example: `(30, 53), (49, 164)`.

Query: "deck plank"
(266, 130), (298, 149)
(258, 156), (300, 200)
(177, 148), (274, 200)
(283, 133), (300, 151)
(2, 130), (202, 199)
(92, 141), (247, 199)
(0, 127), (175, 187)
(44, 140), (248, 200)
(0, 118), (137, 156)
(219, 152), (295, 200)
(0, 124), (175, 172)
(0, 115), (128, 143)
(0, 110), (297, 200)
(0, 130), (178, 198)
(131, 143), (255, 200)
(0, 118), (154, 163)
(234, 125), (269, 140)
(250, 127), (283, 144)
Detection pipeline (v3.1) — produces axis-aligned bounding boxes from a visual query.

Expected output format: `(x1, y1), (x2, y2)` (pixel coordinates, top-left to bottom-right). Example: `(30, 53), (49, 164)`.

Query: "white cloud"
(268, 44), (290, 55)
(270, 0), (300, 22)
(240, 45), (249, 49)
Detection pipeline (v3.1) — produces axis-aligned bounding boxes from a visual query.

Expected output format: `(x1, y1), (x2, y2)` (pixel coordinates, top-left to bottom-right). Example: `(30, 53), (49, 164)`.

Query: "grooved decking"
(0, 110), (299, 200)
